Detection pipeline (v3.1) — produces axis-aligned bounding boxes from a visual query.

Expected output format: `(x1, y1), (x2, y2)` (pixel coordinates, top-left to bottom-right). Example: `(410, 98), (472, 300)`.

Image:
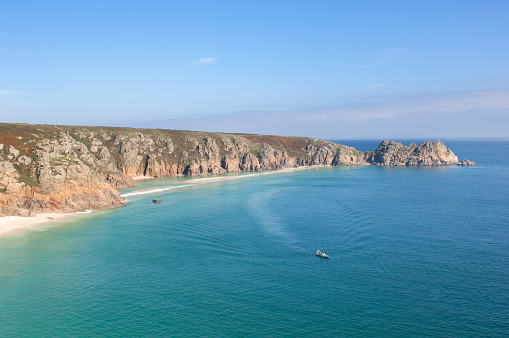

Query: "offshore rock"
(460, 159), (477, 166)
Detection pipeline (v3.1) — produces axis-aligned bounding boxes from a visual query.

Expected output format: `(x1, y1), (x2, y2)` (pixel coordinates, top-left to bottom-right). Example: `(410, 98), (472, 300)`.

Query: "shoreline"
(120, 165), (325, 197)
(0, 161), (463, 237)
(0, 211), (92, 237)
(132, 175), (155, 181)
(1, 166), (322, 237)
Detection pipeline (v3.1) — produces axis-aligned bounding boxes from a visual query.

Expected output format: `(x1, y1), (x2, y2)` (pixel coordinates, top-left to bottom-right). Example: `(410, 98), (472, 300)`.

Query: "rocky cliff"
(0, 123), (473, 217)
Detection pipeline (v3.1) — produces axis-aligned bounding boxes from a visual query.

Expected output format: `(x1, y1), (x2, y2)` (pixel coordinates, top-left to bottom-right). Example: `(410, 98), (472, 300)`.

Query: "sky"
(1, 0), (509, 139)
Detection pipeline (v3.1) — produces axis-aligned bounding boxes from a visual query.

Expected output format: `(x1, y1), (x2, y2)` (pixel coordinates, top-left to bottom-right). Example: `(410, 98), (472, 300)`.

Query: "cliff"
(0, 123), (473, 217)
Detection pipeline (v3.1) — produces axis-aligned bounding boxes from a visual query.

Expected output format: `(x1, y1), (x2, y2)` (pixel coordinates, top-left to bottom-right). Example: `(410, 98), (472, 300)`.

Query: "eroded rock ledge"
(0, 123), (474, 216)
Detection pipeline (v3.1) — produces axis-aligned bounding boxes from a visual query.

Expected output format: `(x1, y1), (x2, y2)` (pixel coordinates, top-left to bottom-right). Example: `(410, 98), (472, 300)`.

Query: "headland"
(0, 123), (475, 234)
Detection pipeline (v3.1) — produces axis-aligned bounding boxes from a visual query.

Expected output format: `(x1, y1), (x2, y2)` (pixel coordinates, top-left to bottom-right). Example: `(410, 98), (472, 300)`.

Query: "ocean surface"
(1, 139), (508, 337)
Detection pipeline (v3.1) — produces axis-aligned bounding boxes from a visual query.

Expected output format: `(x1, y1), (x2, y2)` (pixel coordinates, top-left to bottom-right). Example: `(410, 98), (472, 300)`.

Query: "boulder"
(460, 159), (477, 166)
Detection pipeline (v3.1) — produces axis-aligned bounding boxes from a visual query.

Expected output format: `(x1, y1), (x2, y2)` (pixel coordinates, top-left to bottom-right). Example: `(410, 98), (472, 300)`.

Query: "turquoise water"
(1, 140), (508, 337)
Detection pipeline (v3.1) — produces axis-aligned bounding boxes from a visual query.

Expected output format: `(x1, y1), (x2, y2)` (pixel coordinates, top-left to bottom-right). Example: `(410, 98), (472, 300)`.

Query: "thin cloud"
(192, 57), (217, 65)
(0, 90), (21, 94)
(148, 88), (509, 138)
(298, 88), (509, 123)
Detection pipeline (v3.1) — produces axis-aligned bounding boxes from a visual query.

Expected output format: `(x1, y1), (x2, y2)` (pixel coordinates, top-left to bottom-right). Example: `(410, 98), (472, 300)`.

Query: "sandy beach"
(168, 166), (320, 184)
(1, 167), (322, 236)
(132, 175), (155, 181)
(120, 166), (323, 197)
(0, 212), (76, 237)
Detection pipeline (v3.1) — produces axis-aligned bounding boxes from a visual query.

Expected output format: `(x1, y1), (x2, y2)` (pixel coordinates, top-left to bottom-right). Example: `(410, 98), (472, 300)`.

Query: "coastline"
(132, 175), (155, 181)
(0, 211), (90, 237)
(0, 125), (470, 221)
(1, 166), (322, 237)
(120, 165), (325, 197)
(0, 159), (458, 237)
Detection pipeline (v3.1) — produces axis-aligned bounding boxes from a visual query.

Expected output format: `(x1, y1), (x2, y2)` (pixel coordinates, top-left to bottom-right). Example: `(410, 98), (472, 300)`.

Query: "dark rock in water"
(460, 159), (477, 166)
(152, 199), (163, 204)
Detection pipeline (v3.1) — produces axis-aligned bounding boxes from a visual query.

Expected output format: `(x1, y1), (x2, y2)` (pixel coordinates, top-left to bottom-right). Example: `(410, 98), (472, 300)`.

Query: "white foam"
(77, 210), (94, 214)
(120, 185), (188, 197)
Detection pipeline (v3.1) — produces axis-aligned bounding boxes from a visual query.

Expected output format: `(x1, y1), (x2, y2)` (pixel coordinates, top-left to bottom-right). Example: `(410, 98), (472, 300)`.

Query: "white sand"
(129, 166), (321, 184)
(132, 175), (155, 181)
(121, 165), (323, 197)
(183, 166), (320, 184)
(0, 212), (75, 236)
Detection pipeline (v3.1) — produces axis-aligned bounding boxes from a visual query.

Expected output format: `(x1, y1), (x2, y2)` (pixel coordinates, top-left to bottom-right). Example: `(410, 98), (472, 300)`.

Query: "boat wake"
(245, 188), (302, 249)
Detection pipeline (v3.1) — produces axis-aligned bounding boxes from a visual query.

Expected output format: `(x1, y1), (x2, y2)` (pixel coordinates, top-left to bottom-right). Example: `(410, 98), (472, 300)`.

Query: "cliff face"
(0, 123), (472, 217)
(367, 140), (460, 166)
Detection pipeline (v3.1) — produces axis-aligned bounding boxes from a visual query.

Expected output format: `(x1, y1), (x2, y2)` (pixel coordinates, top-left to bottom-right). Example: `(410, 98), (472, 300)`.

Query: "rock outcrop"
(0, 123), (473, 217)
(459, 159), (477, 166)
(367, 140), (460, 166)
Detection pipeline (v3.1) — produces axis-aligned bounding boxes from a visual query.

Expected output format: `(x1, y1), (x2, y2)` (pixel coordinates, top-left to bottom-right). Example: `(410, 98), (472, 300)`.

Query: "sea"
(1, 139), (508, 337)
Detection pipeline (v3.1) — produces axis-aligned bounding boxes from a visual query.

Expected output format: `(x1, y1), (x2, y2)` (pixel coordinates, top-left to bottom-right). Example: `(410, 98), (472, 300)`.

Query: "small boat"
(316, 250), (329, 259)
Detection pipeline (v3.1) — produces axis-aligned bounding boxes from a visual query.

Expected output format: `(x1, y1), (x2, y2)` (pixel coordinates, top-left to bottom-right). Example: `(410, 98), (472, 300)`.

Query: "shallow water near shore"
(1, 140), (508, 336)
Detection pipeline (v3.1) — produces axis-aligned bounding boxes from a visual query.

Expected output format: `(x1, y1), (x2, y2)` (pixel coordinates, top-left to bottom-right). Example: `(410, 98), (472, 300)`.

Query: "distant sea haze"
(1, 140), (508, 336)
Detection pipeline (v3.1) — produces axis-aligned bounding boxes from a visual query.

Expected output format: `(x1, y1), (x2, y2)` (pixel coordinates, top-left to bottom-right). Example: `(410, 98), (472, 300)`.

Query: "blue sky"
(1, 0), (509, 139)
